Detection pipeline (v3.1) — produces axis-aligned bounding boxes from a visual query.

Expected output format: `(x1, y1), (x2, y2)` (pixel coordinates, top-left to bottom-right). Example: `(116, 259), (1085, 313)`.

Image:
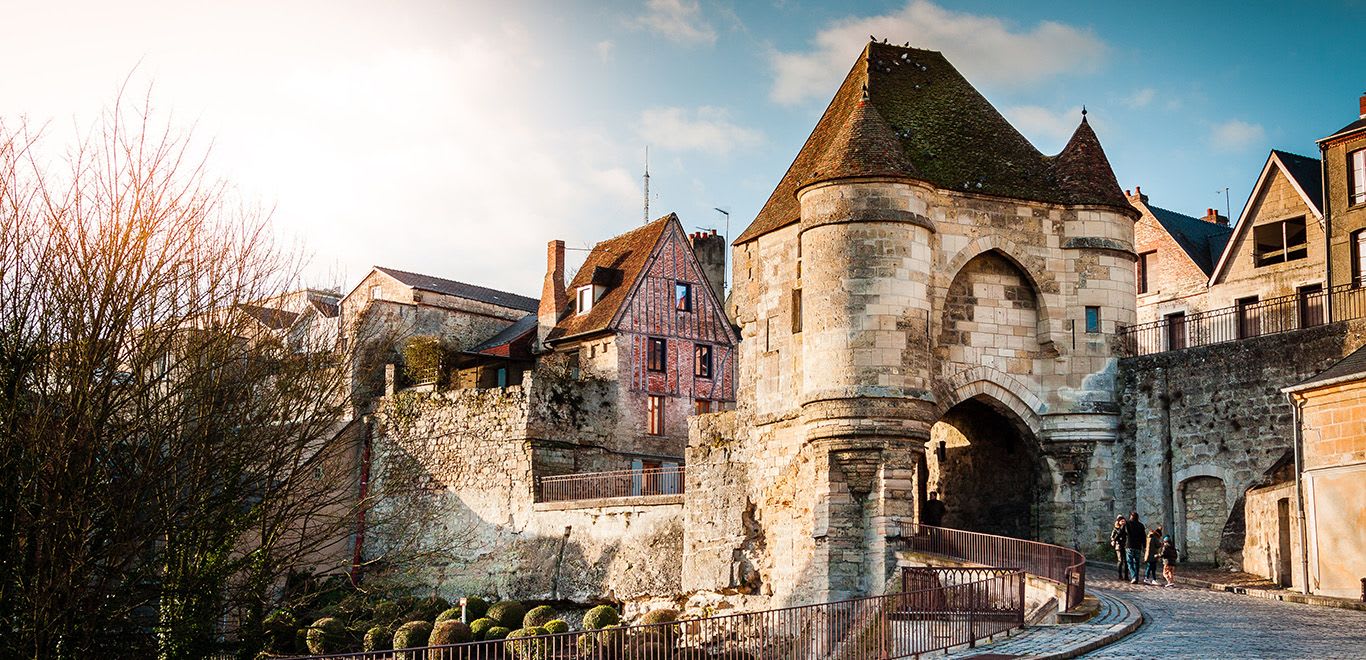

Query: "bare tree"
(0, 94), (364, 659)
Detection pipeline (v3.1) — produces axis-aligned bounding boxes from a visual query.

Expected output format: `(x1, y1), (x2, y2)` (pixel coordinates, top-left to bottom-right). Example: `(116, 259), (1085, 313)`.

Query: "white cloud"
(594, 40), (615, 62)
(635, 106), (762, 155)
(769, 0), (1106, 105)
(1125, 87), (1156, 108)
(629, 0), (717, 45)
(1209, 119), (1265, 151)
(1001, 105), (1085, 150)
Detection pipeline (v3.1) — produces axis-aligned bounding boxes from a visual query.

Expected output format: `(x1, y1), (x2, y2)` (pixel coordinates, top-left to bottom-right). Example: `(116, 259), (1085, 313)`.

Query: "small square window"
(1137, 252), (1155, 294)
(577, 286), (594, 315)
(695, 399), (715, 414)
(694, 344), (713, 378)
(647, 337), (667, 372)
(1084, 306), (1100, 333)
(370, 285), (383, 301)
(675, 282), (693, 312)
(647, 395), (665, 435)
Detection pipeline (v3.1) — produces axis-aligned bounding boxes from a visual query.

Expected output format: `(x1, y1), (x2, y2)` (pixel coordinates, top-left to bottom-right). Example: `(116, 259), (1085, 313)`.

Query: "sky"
(3, 0), (1364, 298)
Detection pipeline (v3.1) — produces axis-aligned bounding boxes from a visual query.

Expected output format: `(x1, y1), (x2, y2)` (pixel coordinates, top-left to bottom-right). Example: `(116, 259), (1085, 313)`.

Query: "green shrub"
(639, 609), (679, 626)
(414, 596), (450, 622)
(372, 600), (400, 624)
(485, 626), (512, 640)
(463, 596), (490, 621)
(487, 600), (526, 629)
(294, 628), (308, 655)
(543, 619), (569, 634)
(469, 617), (498, 640)
(363, 625), (393, 652)
(435, 607), (463, 624)
(582, 605), (621, 630)
(504, 627), (549, 659)
(430, 620), (472, 645)
(262, 610), (296, 654)
(305, 617), (346, 655)
(522, 605), (556, 628)
(402, 335), (448, 383)
(393, 620), (433, 649)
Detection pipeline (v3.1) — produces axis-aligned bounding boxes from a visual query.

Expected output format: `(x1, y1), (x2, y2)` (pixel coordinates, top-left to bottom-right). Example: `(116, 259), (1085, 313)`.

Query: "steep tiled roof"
(1146, 204), (1233, 277)
(309, 297), (339, 318)
(1271, 149), (1323, 215)
(1319, 117), (1366, 144)
(238, 304), (299, 330)
(465, 313), (538, 358)
(1287, 344), (1366, 391)
(735, 41), (1132, 244)
(545, 214), (675, 343)
(374, 266), (538, 312)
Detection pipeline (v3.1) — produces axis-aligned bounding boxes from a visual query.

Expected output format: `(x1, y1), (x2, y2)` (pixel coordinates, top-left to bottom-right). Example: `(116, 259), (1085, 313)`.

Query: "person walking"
(1125, 512), (1148, 584)
(1144, 524), (1164, 584)
(922, 491), (946, 527)
(1160, 535), (1179, 587)
(1110, 516), (1129, 581)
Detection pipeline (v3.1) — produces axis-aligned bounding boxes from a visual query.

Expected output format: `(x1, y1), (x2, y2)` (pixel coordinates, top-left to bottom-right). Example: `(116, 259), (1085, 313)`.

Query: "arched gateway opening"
(926, 396), (1051, 540)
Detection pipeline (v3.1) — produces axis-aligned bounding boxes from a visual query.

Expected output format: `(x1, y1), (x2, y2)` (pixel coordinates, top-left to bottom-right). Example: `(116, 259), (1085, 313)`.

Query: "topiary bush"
(305, 617), (347, 655)
(393, 620), (433, 649)
(430, 620), (472, 646)
(485, 626), (511, 640)
(522, 605), (556, 628)
(414, 596), (450, 622)
(504, 627), (549, 659)
(640, 608), (680, 644)
(487, 600), (526, 629)
(469, 617), (497, 640)
(463, 596), (490, 621)
(363, 625), (393, 652)
(435, 607), (463, 624)
(372, 600), (400, 624)
(582, 605), (621, 630)
(262, 610), (297, 654)
(543, 619), (569, 634)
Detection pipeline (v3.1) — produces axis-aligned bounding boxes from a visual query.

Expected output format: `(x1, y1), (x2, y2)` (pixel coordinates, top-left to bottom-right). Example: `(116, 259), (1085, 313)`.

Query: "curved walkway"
(945, 589), (1141, 659)
(1079, 575), (1366, 659)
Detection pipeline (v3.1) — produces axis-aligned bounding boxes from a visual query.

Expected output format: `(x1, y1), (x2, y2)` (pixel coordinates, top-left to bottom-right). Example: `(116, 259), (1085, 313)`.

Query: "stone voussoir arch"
(933, 365), (1045, 440)
(941, 236), (1063, 353)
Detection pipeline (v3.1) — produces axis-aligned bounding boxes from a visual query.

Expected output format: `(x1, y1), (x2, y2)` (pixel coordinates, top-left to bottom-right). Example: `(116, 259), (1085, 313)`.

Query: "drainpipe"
(1286, 392), (1310, 595)
(1319, 142), (1333, 320)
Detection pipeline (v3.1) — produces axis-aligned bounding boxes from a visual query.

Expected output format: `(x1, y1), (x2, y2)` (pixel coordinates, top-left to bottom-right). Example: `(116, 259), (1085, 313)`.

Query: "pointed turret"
(804, 86), (918, 187)
(1052, 113), (1129, 209)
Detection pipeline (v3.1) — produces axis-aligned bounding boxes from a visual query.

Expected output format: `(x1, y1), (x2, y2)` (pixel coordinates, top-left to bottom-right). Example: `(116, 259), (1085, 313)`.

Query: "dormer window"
(675, 282), (692, 312)
(577, 285), (594, 315)
(1253, 217), (1307, 267)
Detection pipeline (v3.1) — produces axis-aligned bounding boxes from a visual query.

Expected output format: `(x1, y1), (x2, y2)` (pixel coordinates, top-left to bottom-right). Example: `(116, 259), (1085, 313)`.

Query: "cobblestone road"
(1080, 575), (1366, 659)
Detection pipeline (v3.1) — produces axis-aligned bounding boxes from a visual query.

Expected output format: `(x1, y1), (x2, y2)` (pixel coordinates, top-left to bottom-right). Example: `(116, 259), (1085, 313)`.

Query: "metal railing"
(1117, 282), (1366, 356)
(536, 465), (685, 503)
(292, 570), (1024, 660)
(897, 524), (1087, 611)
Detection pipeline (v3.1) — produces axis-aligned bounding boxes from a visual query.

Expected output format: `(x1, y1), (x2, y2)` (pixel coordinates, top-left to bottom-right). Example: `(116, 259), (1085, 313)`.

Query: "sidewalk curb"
(1029, 590), (1144, 660)
(1087, 558), (1366, 613)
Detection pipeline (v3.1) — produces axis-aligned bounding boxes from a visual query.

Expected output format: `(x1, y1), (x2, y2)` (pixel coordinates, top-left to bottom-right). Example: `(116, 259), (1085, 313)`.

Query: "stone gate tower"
(683, 41), (1138, 606)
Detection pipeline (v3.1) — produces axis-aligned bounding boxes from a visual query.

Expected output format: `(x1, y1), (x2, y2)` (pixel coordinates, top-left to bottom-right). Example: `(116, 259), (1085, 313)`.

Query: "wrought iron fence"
(1117, 283), (1366, 356)
(536, 465), (685, 503)
(291, 570), (1024, 660)
(896, 524), (1086, 611)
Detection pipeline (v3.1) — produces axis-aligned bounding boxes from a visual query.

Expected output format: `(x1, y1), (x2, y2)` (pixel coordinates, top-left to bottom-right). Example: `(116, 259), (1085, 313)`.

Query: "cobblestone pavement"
(1079, 575), (1366, 659)
(947, 588), (1139, 658)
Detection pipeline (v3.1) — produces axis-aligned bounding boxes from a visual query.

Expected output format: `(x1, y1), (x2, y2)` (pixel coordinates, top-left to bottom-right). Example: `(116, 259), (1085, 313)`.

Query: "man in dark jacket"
(1109, 516), (1129, 580)
(1125, 512), (1148, 584)
(922, 491), (946, 527)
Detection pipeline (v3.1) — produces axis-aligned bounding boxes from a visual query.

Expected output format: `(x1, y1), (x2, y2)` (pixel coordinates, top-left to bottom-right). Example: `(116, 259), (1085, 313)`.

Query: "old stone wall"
(1242, 482), (1300, 589)
(1294, 378), (1366, 598)
(1324, 131), (1366, 289)
(1117, 318), (1366, 565)
(365, 376), (685, 605)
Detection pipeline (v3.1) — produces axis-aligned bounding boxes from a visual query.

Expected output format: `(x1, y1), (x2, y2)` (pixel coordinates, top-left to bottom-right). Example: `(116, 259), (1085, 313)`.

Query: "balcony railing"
(536, 465), (685, 503)
(897, 524), (1087, 610)
(1118, 283), (1366, 356)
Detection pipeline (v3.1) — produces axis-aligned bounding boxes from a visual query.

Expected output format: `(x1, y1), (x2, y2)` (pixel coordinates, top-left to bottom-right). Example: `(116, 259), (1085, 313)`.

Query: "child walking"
(1160, 536), (1179, 587)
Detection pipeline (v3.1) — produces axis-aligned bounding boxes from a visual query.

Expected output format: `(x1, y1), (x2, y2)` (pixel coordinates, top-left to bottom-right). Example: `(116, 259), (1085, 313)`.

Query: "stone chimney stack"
(1126, 185), (1149, 206)
(690, 229), (726, 304)
(538, 240), (566, 347)
(1204, 208), (1229, 227)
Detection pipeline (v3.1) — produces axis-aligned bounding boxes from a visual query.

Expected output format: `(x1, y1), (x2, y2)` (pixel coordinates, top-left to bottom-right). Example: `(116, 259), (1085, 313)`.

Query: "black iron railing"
(1118, 283), (1366, 356)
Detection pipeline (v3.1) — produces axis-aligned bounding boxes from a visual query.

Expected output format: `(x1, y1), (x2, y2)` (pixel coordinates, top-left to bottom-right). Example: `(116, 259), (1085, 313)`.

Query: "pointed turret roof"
(735, 42), (1134, 244)
(1051, 115), (1130, 209)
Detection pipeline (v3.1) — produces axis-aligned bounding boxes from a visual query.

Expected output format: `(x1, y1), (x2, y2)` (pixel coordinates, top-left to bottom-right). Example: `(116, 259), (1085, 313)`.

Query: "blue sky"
(3, 1), (1363, 296)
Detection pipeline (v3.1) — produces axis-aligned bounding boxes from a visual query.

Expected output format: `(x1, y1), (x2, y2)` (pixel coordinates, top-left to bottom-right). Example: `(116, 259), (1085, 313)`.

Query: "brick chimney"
(538, 240), (566, 347)
(1359, 92), (1366, 119)
(1126, 185), (1149, 206)
(1203, 208), (1229, 227)
(689, 229), (726, 304)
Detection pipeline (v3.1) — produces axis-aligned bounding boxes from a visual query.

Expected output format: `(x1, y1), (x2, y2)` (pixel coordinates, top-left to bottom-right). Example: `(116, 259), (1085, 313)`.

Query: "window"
(496, 367), (508, 388)
(1165, 311), (1187, 350)
(1297, 284), (1324, 328)
(647, 337), (667, 372)
(1350, 149), (1366, 207)
(647, 395), (665, 435)
(1253, 217), (1308, 267)
(370, 285), (383, 301)
(694, 344), (713, 378)
(1084, 306), (1101, 333)
(791, 288), (803, 333)
(1236, 296), (1260, 339)
(1353, 230), (1366, 287)
(675, 282), (692, 312)
(1137, 252), (1155, 294)
(576, 286), (594, 315)
(764, 316), (777, 352)
(694, 399), (715, 414)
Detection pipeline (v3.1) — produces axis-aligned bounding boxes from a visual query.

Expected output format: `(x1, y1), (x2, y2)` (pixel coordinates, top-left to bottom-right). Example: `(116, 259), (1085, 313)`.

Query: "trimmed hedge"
(486, 601), (526, 629)
(363, 625), (393, 652)
(430, 620), (472, 646)
(469, 617), (498, 640)
(582, 605), (620, 630)
(262, 610), (296, 654)
(522, 605), (556, 628)
(543, 619), (569, 634)
(305, 617), (346, 655)
(485, 626), (512, 640)
(463, 596), (490, 621)
(393, 620), (433, 649)
(435, 607), (463, 624)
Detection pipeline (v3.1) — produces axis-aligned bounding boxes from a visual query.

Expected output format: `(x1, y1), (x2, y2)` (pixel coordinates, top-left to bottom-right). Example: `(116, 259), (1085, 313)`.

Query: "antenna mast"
(643, 146), (651, 224)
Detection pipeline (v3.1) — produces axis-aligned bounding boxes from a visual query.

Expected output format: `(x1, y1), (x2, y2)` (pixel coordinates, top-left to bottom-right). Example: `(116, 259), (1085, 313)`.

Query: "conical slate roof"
(736, 41), (1133, 244)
